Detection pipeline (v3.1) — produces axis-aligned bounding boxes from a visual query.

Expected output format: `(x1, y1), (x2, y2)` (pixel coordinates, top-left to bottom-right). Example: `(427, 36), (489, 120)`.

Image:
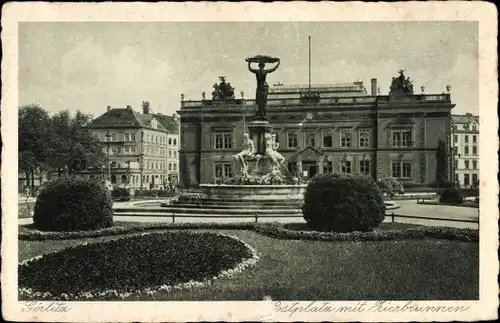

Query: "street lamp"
(105, 130), (112, 182)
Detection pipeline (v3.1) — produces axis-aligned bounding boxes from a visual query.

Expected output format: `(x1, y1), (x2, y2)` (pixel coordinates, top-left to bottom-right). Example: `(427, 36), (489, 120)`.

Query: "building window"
(464, 135), (469, 143)
(147, 135), (150, 142)
(323, 160), (333, 173)
(112, 147), (118, 155)
(464, 145), (469, 155)
(173, 163), (177, 171)
(465, 160), (469, 169)
(322, 132), (332, 148)
(340, 161), (352, 173)
(340, 129), (351, 148)
(392, 161), (412, 178)
(168, 163), (172, 171)
(124, 133), (130, 141)
(173, 138), (177, 146)
(358, 129), (370, 148)
(472, 135), (477, 144)
(455, 173), (459, 184)
(287, 133), (298, 148)
(168, 138), (172, 145)
(472, 173), (478, 186)
(472, 146), (477, 155)
(131, 133), (136, 141)
(168, 150), (172, 158)
(454, 160), (458, 170)
(472, 160), (477, 169)
(359, 160), (370, 175)
(453, 134), (458, 143)
(214, 132), (232, 149)
(472, 123), (477, 131)
(215, 163), (232, 178)
(174, 151), (177, 158)
(392, 129), (412, 147)
(464, 174), (470, 187)
(111, 133), (117, 142)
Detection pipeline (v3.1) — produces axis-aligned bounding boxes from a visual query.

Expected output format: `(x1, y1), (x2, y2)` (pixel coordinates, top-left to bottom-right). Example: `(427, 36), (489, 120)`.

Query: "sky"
(19, 21), (478, 117)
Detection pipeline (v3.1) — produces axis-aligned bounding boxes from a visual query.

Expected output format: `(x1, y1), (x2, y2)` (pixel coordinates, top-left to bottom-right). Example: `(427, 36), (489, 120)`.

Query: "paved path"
(19, 200), (479, 229)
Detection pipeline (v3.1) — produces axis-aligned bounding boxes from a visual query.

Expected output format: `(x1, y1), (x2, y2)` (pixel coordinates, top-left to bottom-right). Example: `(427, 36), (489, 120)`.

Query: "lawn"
(18, 223), (479, 301)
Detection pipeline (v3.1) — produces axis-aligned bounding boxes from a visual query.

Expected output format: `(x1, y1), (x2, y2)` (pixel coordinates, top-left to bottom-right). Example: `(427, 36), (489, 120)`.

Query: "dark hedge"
(111, 187), (131, 201)
(19, 231), (252, 297)
(439, 188), (464, 204)
(302, 173), (386, 232)
(255, 222), (479, 242)
(33, 176), (113, 232)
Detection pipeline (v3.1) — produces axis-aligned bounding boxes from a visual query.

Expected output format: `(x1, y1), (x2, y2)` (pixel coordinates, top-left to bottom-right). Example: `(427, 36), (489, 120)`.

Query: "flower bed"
(19, 231), (259, 300)
(19, 222), (256, 241)
(255, 222), (478, 242)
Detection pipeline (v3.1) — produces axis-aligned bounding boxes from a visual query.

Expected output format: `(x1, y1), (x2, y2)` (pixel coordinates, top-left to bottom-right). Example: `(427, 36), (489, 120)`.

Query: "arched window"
(173, 138), (177, 146)
(168, 138), (172, 145)
(121, 175), (127, 184)
(169, 163), (172, 171)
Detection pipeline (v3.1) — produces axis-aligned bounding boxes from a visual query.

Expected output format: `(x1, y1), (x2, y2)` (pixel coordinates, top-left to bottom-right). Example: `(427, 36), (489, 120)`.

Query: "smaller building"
(83, 103), (180, 190)
(451, 113), (479, 188)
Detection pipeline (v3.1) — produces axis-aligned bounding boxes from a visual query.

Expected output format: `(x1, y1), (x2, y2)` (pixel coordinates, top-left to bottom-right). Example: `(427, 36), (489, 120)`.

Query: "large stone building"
(85, 103), (180, 189)
(451, 113), (479, 188)
(178, 72), (455, 188)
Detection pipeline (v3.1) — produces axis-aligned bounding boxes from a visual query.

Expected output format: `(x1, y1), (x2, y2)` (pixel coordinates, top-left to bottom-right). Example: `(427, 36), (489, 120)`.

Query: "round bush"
(302, 173), (386, 232)
(33, 176), (113, 232)
(111, 186), (131, 201)
(439, 188), (464, 204)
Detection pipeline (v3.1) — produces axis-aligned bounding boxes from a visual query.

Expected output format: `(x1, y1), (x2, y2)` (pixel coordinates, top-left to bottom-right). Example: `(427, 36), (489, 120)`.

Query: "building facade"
(451, 113), (479, 188)
(84, 104), (180, 189)
(178, 74), (455, 188)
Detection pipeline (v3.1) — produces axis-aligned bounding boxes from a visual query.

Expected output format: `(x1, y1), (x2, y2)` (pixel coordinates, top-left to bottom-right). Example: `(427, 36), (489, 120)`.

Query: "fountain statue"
(228, 54), (292, 185)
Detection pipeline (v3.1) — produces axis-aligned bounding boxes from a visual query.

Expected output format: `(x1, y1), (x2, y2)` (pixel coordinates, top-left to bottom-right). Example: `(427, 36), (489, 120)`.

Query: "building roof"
(152, 113), (179, 134)
(268, 82), (368, 97)
(88, 107), (168, 131)
(452, 113), (479, 124)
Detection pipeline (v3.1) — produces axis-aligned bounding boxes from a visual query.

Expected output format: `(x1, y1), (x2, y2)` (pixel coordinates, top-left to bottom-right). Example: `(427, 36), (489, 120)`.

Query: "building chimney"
(107, 106), (111, 112)
(371, 78), (377, 96)
(142, 101), (150, 114)
(126, 105), (132, 111)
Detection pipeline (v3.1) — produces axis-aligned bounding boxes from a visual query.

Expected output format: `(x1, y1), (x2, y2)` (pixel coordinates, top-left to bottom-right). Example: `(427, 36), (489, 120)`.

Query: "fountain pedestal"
(247, 119), (272, 156)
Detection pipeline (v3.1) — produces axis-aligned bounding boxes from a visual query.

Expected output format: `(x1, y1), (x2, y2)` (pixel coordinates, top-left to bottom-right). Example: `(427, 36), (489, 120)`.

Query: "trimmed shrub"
(439, 188), (464, 204)
(111, 186), (131, 201)
(302, 173), (386, 232)
(377, 177), (404, 198)
(33, 177), (113, 232)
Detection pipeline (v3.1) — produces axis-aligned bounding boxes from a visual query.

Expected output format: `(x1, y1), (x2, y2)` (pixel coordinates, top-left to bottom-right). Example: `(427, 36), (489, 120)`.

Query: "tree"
(48, 110), (104, 175)
(18, 104), (53, 190)
(436, 140), (449, 186)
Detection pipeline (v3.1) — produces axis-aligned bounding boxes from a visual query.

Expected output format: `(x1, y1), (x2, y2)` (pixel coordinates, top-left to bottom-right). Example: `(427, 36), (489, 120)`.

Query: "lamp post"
(140, 129), (144, 190)
(105, 130), (112, 182)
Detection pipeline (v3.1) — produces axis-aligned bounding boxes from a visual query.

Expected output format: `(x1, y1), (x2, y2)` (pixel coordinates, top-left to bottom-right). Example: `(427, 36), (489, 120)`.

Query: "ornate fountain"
(181, 55), (307, 208)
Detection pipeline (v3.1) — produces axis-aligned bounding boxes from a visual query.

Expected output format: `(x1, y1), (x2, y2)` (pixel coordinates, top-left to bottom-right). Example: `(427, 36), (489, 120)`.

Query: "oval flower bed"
(19, 231), (259, 300)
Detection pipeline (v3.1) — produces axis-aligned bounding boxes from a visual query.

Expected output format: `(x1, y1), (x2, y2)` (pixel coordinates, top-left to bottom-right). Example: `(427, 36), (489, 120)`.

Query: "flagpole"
(308, 36), (312, 95)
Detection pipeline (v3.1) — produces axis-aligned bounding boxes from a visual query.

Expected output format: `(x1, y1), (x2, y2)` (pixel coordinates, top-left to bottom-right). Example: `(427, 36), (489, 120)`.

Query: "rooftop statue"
(246, 55), (281, 120)
(212, 76), (236, 100)
(389, 69), (414, 95)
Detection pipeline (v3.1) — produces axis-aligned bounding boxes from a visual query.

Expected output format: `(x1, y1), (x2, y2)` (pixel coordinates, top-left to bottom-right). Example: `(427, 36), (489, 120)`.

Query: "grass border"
(19, 222), (255, 241)
(254, 222), (479, 242)
(19, 231), (260, 301)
